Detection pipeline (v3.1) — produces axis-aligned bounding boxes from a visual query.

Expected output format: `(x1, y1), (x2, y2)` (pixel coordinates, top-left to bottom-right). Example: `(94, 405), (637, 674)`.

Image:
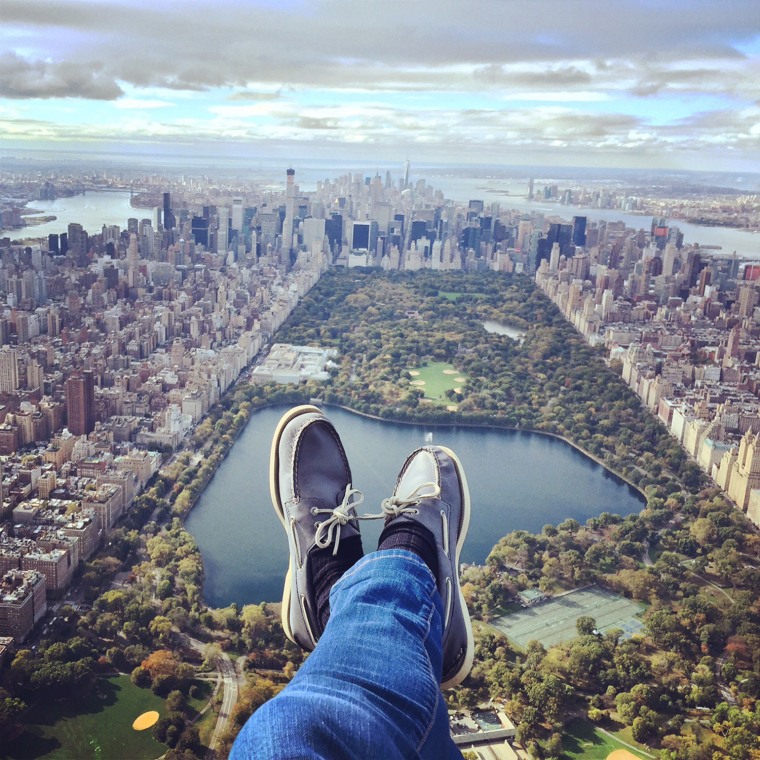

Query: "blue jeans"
(231, 550), (462, 759)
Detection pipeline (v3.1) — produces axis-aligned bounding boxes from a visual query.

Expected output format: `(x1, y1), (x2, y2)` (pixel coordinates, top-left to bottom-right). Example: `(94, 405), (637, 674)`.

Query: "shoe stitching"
(289, 518), (302, 569)
(289, 417), (315, 496)
(443, 576), (453, 629)
(299, 593), (316, 647)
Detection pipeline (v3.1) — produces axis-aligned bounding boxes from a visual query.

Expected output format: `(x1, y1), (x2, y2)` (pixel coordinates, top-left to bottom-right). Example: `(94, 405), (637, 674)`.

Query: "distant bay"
(5, 175), (759, 259)
(185, 405), (645, 608)
(2, 191), (147, 237)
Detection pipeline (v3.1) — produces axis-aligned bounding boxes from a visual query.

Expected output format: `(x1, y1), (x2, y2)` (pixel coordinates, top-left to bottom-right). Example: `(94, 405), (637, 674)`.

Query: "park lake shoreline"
(185, 402), (647, 608)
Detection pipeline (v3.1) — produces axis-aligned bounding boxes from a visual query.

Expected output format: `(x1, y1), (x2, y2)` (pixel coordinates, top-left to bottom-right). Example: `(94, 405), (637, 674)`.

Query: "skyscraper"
(232, 198), (244, 233)
(571, 216), (587, 247)
(67, 223), (88, 266)
(282, 168), (296, 259)
(217, 208), (229, 254)
(191, 216), (209, 247)
(547, 222), (573, 256)
(65, 370), (95, 436)
(351, 221), (378, 252)
(163, 192), (176, 230)
(0, 348), (19, 393)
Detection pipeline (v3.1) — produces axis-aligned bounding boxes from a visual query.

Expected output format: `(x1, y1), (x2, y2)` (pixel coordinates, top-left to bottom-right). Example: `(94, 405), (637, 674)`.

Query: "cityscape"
(3, 0), (760, 757)
(0, 157), (759, 756)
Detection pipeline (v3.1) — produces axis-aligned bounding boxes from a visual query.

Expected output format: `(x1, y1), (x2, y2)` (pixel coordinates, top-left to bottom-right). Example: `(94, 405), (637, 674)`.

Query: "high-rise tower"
(65, 370), (95, 436)
(67, 223), (88, 266)
(217, 208), (229, 254)
(0, 348), (19, 393)
(231, 198), (244, 233)
(282, 168), (297, 260)
(163, 192), (176, 230)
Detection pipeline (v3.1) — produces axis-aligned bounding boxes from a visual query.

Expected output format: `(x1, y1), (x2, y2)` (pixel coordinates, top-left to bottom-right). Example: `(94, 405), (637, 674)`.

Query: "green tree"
(576, 616), (597, 636)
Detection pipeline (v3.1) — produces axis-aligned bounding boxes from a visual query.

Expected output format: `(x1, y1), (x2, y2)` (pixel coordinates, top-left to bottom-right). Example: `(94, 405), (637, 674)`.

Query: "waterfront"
(185, 405), (645, 608)
(1, 191), (145, 237)
(482, 320), (526, 341)
(4, 174), (760, 259)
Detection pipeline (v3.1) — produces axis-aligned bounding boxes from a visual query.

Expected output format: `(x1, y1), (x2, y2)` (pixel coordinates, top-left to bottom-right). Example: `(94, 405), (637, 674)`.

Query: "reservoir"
(185, 405), (645, 607)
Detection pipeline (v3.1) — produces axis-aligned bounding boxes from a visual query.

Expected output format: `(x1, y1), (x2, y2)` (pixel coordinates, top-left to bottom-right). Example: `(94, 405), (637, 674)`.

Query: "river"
(185, 405), (645, 608)
(1, 191), (149, 237)
(422, 175), (760, 259)
(4, 180), (760, 259)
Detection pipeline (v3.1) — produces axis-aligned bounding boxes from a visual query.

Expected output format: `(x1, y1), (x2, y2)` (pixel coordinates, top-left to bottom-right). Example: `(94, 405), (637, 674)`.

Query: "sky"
(2, 0), (760, 172)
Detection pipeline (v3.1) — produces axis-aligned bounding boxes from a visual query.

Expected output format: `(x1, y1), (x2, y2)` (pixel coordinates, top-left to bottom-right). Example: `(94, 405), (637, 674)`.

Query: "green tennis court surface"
(491, 586), (645, 649)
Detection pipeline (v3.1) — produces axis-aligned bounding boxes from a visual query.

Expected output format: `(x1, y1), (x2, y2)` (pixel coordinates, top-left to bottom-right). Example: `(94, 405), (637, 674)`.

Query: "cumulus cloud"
(0, 52), (123, 99)
(3, 0), (759, 95)
(630, 63), (760, 98)
(476, 65), (593, 88)
(295, 116), (339, 130)
(228, 91), (282, 102)
(2, 0), (760, 167)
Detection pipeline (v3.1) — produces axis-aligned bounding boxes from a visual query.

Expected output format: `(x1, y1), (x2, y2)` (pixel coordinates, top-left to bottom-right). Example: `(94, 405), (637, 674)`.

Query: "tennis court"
(490, 586), (646, 649)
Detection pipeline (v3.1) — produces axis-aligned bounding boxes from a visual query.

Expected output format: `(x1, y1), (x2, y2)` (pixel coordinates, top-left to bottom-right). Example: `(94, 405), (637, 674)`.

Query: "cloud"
(0, 52), (123, 100)
(2, 0), (760, 169)
(630, 64), (760, 98)
(476, 65), (593, 88)
(3, 100), (757, 169)
(228, 91), (282, 102)
(294, 116), (339, 130)
(3, 0), (759, 96)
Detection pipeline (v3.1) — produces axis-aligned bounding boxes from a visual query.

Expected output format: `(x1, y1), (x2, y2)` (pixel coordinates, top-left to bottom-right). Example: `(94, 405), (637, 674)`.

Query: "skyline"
(2, 1), (760, 172)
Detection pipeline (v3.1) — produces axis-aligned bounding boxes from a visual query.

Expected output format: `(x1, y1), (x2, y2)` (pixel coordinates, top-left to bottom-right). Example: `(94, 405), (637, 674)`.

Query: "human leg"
(231, 411), (470, 758)
(377, 445), (474, 689)
(232, 550), (460, 760)
(269, 405), (365, 648)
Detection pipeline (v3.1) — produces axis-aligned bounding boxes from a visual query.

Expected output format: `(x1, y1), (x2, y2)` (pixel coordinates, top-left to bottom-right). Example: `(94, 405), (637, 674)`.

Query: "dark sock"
(311, 534), (364, 632)
(377, 520), (439, 579)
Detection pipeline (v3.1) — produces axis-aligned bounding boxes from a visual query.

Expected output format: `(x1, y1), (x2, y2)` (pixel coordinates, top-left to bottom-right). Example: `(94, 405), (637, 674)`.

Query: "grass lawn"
(561, 718), (651, 759)
(438, 291), (487, 300)
(649, 544), (686, 563)
(187, 679), (216, 748)
(407, 361), (467, 403)
(7, 674), (167, 760)
(691, 577), (735, 608)
(195, 706), (219, 750)
(187, 678), (213, 716)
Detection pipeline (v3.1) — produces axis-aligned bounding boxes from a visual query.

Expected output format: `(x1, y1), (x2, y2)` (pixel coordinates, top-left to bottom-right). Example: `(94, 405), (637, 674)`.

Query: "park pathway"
(206, 648), (243, 758)
(185, 634), (245, 759)
(596, 726), (655, 758)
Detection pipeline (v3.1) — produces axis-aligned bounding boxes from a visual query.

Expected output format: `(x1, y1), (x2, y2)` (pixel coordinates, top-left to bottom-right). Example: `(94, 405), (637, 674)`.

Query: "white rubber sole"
(436, 445), (474, 690)
(269, 404), (323, 646)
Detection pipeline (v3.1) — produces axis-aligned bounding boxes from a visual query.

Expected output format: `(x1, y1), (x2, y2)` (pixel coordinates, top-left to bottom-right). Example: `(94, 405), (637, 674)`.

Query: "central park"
(4, 270), (760, 760)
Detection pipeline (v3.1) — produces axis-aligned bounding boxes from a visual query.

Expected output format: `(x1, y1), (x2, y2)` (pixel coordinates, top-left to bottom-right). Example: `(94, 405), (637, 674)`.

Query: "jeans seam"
(331, 550), (443, 754)
(415, 578), (440, 753)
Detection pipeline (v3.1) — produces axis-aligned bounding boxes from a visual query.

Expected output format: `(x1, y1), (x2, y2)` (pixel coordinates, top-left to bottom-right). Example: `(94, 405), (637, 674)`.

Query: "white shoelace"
(312, 481), (442, 556)
(377, 481), (441, 518)
(313, 485), (364, 556)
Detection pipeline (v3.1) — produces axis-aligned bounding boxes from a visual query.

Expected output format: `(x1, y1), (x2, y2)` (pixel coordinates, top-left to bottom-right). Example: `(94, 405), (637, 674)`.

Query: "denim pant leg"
(231, 550), (461, 760)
